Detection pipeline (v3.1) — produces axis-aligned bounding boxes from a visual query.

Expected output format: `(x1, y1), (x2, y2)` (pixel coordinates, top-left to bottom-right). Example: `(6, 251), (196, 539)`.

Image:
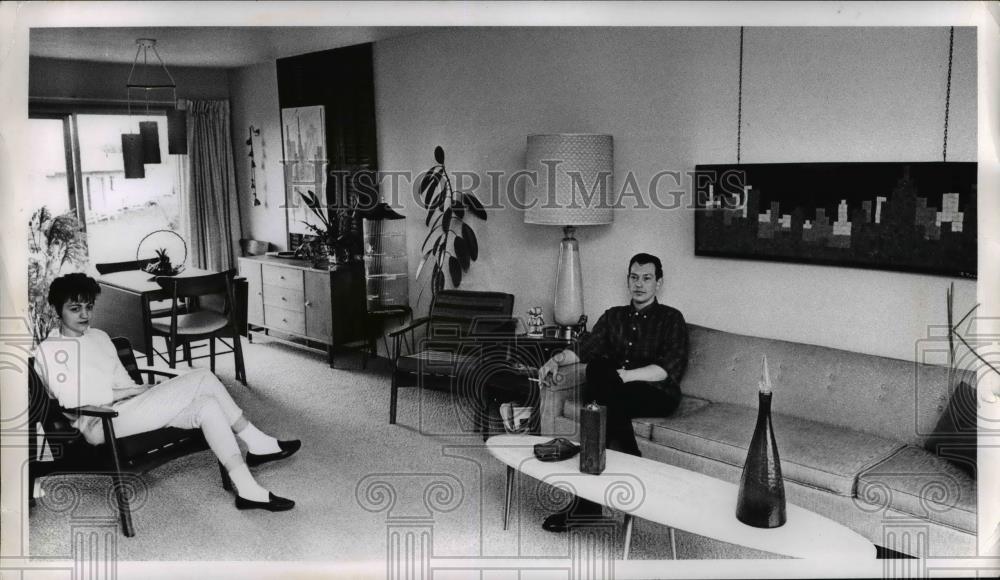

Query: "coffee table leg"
(503, 465), (514, 531)
(622, 514), (634, 560)
(669, 527), (677, 560)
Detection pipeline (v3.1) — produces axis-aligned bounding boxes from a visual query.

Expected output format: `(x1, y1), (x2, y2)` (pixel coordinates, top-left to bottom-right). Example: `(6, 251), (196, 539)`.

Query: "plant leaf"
(426, 190), (445, 226)
(461, 222), (479, 261)
(422, 172), (440, 209)
(434, 146), (445, 165)
(421, 213), (445, 249)
(451, 196), (466, 220)
(465, 192), (487, 220)
(433, 265), (445, 294)
(453, 235), (471, 271)
(421, 224), (442, 251)
(441, 207), (452, 235)
(415, 248), (435, 280)
(448, 256), (462, 287)
(419, 171), (434, 196)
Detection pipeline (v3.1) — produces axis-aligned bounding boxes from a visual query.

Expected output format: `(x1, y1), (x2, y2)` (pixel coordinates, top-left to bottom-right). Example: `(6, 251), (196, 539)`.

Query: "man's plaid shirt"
(577, 298), (689, 391)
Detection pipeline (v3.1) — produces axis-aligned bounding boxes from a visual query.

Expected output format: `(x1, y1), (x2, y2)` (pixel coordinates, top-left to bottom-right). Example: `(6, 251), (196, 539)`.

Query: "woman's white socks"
(228, 464), (270, 502)
(236, 422), (281, 454)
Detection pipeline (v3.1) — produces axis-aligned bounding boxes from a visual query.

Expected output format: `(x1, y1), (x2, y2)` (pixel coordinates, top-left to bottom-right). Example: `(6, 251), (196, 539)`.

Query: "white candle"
(759, 354), (773, 394)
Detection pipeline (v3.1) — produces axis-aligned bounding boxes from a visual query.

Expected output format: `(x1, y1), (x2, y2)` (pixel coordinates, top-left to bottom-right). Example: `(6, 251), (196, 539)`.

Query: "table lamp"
(524, 134), (614, 337)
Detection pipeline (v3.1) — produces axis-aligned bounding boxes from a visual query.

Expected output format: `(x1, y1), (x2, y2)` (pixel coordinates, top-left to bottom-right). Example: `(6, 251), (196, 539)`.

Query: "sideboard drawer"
(262, 264), (302, 290)
(262, 284), (305, 312)
(264, 305), (306, 335)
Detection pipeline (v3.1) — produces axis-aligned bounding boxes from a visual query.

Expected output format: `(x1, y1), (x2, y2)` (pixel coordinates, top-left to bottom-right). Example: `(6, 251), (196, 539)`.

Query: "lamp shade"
(524, 134), (614, 226)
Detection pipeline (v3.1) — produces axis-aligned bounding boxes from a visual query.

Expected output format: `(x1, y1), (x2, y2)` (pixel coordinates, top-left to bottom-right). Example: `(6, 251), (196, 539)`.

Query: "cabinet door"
(303, 269), (332, 343)
(238, 258), (264, 327)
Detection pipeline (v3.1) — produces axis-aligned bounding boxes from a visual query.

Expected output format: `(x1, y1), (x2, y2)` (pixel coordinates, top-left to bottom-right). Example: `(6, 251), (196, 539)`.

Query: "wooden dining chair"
(150, 270), (247, 386)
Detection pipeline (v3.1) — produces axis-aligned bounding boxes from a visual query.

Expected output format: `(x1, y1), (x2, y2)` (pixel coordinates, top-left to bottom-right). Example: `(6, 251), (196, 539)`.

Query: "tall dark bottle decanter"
(735, 355), (786, 528)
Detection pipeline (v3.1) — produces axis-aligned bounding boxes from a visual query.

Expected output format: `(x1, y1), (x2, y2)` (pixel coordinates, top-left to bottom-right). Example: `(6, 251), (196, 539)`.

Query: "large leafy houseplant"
(28, 207), (88, 344)
(416, 146), (487, 302)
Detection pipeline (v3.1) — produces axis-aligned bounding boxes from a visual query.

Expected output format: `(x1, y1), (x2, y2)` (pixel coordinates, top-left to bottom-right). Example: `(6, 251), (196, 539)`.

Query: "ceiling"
(29, 27), (433, 68)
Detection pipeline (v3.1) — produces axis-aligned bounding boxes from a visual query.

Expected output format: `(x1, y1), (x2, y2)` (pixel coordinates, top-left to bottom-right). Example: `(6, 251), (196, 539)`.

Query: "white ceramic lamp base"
(553, 226), (584, 329)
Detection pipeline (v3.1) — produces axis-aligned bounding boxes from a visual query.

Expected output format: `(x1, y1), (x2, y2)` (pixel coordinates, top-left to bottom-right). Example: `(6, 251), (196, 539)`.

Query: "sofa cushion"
(561, 395), (711, 440)
(856, 445), (976, 533)
(683, 325), (967, 446)
(923, 381), (978, 477)
(647, 403), (904, 496)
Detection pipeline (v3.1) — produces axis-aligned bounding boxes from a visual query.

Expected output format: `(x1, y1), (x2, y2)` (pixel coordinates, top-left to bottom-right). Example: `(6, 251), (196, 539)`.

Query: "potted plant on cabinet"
(298, 189), (359, 267)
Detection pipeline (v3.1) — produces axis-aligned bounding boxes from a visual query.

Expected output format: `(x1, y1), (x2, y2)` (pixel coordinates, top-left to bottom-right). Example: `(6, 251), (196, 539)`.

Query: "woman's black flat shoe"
(246, 440), (302, 467)
(235, 492), (295, 512)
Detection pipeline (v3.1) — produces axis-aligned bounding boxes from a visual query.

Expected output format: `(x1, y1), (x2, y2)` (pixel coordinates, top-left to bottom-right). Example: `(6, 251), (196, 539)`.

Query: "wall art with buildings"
(693, 162), (977, 278)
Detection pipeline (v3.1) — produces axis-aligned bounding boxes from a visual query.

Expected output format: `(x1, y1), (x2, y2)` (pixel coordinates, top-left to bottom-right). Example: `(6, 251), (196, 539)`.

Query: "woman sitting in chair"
(34, 273), (300, 512)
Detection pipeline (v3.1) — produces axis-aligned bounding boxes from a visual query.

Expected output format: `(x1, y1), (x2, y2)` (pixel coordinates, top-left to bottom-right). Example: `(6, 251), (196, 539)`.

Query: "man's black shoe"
(541, 500), (604, 533)
(246, 440), (302, 467)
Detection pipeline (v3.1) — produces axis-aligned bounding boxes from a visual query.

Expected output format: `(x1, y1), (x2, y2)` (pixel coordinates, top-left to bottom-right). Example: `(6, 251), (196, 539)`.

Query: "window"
(27, 111), (185, 269)
(76, 114), (183, 264)
(26, 118), (71, 215)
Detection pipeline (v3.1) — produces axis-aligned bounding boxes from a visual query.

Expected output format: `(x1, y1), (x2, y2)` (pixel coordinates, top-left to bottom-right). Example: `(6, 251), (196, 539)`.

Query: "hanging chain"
(143, 44), (151, 115)
(943, 26), (954, 162)
(737, 26), (745, 165)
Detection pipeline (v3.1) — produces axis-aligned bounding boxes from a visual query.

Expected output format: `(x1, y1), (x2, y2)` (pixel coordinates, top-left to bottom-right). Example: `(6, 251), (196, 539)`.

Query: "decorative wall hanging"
(693, 162), (977, 278)
(281, 105), (327, 236)
(246, 125), (261, 206)
(695, 28), (974, 278)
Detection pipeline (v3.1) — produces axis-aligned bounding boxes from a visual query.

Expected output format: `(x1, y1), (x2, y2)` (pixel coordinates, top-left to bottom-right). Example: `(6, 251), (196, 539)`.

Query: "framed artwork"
(693, 162), (977, 278)
(281, 105), (327, 237)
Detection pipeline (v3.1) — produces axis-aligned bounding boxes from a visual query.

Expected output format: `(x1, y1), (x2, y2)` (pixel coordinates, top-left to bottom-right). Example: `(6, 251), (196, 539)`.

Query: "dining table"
(94, 266), (215, 366)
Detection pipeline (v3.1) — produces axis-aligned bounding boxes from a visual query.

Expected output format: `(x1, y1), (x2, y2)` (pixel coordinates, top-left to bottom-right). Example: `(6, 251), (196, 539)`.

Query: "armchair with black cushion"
(28, 337), (228, 537)
(388, 290), (515, 425)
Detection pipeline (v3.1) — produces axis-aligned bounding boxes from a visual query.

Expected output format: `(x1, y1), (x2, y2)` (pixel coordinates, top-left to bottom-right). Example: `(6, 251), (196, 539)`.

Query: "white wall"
(228, 61), (288, 250)
(373, 27), (978, 362)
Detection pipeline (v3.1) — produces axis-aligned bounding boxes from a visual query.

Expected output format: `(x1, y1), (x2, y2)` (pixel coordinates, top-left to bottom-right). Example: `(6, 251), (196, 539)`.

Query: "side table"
(362, 305), (412, 369)
(473, 334), (571, 439)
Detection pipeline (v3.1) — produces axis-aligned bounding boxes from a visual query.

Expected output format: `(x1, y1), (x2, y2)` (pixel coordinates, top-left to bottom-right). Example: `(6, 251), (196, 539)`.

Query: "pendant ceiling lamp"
(122, 38), (187, 178)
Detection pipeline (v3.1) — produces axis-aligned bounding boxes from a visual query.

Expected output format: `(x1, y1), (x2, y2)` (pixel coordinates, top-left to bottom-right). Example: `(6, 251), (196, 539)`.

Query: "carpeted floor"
(29, 336), (771, 562)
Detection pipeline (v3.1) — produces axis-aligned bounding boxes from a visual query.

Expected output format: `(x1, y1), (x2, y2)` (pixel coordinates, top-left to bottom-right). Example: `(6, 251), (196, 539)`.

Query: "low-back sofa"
(540, 324), (977, 557)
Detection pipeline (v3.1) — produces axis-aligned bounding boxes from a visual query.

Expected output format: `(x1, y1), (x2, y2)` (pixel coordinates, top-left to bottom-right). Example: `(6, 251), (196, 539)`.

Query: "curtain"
(182, 99), (242, 272)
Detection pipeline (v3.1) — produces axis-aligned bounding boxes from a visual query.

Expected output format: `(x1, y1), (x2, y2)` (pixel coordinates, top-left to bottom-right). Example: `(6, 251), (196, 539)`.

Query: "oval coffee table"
(486, 434), (875, 560)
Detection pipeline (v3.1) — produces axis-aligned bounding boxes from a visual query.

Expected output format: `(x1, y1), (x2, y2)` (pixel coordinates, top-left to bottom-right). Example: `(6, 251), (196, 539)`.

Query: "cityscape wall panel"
(693, 162), (977, 278)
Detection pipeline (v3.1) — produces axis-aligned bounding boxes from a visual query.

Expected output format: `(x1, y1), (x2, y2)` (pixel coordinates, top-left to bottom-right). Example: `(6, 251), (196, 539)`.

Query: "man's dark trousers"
(559, 359), (682, 521)
(583, 358), (682, 456)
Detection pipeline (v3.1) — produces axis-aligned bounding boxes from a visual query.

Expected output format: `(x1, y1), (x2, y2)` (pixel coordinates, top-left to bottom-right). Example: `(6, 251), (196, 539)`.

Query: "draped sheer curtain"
(179, 99), (243, 272)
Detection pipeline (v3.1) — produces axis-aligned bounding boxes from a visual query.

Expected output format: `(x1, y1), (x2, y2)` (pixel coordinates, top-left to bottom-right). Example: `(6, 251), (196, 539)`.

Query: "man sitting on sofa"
(536, 252), (689, 532)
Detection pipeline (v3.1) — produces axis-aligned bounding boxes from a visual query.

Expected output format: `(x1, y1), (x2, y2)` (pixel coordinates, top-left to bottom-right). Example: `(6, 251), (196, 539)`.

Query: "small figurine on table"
(526, 307), (545, 337)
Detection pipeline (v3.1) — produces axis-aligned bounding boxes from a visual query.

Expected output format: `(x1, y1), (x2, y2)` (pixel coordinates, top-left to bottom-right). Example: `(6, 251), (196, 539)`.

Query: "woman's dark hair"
(628, 253), (663, 280)
(47, 273), (101, 311)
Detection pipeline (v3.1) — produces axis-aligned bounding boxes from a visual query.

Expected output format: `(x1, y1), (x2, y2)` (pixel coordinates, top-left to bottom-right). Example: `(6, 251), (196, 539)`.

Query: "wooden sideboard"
(237, 255), (365, 367)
